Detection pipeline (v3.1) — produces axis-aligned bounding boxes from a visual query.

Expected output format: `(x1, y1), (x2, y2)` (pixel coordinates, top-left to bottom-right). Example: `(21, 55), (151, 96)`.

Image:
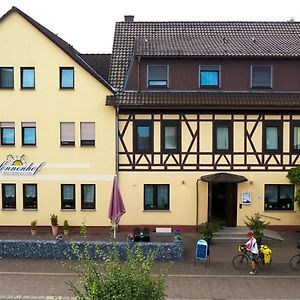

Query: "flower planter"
(51, 225), (58, 237)
(63, 229), (69, 236)
(31, 229), (37, 236)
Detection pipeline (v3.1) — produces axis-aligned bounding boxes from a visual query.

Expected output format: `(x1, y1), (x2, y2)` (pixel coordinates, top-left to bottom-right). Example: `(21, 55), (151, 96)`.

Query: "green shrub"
(244, 213), (269, 242)
(287, 167), (300, 184)
(197, 222), (219, 243)
(50, 214), (58, 226)
(66, 246), (166, 300)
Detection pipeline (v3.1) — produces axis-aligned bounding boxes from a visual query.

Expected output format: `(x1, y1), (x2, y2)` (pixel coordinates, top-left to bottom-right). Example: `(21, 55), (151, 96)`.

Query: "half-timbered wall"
(118, 112), (300, 171)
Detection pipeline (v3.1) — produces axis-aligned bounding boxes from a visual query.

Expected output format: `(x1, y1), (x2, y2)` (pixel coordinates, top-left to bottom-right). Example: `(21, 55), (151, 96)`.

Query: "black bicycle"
(232, 244), (271, 270)
(289, 243), (300, 271)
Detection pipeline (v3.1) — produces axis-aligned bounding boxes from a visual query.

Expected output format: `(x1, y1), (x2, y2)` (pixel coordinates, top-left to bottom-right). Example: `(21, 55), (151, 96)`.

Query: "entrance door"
(208, 182), (237, 227)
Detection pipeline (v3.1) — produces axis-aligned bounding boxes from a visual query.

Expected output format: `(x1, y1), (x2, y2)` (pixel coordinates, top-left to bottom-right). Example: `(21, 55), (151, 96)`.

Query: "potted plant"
(244, 213), (269, 244)
(197, 222), (219, 244)
(63, 220), (70, 236)
(30, 220), (37, 236)
(50, 214), (58, 236)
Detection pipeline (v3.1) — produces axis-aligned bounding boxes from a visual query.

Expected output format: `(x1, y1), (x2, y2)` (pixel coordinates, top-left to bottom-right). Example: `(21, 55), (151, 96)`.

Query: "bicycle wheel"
(232, 254), (250, 270)
(289, 254), (300, 271)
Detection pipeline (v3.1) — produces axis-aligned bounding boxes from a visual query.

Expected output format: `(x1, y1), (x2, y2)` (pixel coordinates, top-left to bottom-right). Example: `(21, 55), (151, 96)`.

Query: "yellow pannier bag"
(260, 244), (272, 264)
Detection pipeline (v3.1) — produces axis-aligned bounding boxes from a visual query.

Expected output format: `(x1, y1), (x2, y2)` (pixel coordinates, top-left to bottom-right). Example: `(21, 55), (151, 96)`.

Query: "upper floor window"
(80, 122), (95, 146)
(2, 183), (16, 209)
(22, 122), (36, 146)
(251, 66), (272, 88)
(147, 65), (168, 88)
(1, 122), (14, 146)
(60, 122), (75, 146)
(263, 121), (282, 153)
(199, 65), (220, 88)
(61, 184), (75, 209)
(291, 121), (300, 153)
(134, 120), (153, 153)
(0, 67), (13, 89)
(265, 184), (294, 211)
(144, 184), (170, 210)
(23, 184), (37, 209)
(81, 184), (95, 209)
(21, 67), (35, 89)
(60, 67), (74, 89)
(213, 121), (233, 153)
(161, 120), (181, 153)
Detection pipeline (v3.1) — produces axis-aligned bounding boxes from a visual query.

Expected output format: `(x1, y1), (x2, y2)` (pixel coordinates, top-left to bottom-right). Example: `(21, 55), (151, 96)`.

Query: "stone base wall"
(0, 237), (184, 261)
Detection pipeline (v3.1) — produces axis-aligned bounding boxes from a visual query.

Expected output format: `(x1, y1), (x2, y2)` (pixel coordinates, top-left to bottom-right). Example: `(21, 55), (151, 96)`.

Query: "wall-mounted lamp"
(249, 180), (253, 185)
(181, 180), (186, 185)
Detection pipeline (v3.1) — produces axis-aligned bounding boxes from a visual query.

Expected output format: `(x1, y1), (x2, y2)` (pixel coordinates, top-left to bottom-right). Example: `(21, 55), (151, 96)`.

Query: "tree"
(287, 167), (300, 210)
(66, 245), (166, 300)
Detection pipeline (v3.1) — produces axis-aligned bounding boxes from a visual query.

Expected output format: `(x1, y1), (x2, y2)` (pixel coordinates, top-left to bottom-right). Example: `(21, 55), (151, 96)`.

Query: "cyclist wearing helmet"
(246, 231), (259, 275)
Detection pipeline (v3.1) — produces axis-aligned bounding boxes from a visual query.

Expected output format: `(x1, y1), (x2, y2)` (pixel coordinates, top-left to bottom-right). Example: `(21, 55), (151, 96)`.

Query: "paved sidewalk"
(0, 230), (298, 299)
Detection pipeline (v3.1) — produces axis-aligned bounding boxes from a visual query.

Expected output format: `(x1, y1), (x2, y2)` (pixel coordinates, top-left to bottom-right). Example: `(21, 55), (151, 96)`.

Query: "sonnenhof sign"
(0, 155), (44, 175)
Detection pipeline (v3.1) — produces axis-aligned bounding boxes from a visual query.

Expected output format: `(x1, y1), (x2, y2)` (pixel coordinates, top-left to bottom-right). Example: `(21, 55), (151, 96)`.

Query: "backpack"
(259, 244), (272, 264)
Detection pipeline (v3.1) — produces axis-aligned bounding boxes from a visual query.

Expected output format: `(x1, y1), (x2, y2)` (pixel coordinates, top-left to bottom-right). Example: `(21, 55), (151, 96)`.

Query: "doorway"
(208, 182), (237, 227)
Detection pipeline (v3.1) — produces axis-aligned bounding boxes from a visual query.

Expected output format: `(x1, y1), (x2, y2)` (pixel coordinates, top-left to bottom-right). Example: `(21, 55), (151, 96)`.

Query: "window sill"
(0, 87), (14, 90)
(1, 144), (15, 147)
(80, 208), (96, 211)
(143, 209), (171, 212)
(264, 209), (295, 212)
(20, 88), (35, 90)
(2, 208), (17, 211)
(23, 209), (38, 211)
(199, 86), (220, 89)
(22, 145), (37, 147)
(59, 87), (75, 90)
(61, 209), (76, 211)
(251, 86), (272, 90)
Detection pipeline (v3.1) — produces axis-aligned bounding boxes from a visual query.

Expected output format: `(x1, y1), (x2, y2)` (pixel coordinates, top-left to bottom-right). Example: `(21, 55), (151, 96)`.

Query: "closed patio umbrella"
(108, 176), (126, 239)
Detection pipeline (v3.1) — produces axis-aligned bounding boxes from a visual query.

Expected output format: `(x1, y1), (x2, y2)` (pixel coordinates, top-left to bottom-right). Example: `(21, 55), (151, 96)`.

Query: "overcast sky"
(1, 0), (300, 53)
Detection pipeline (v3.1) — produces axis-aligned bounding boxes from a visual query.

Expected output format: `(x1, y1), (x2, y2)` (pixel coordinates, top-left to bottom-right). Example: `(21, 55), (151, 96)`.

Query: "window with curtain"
(134, 120), (153, 153)
(80, 122), (95, 146)
(60, 67), (74, 89)
(199, 65), (220, 87)
(291, 121), (300, 152)
(161, 121), (181, 153)
(144, 184), (169, 210)
(214, 121), (232, 153)
(2, 184), (16, 209)
(81, 184), (95, 209)
(23, 184), (37, 209)
(266, 127), (278, 150)
(264, 121), (282, 152)
(21, 67), (35, 89)
(265, 184), (294, 210)
(148, 65), (168, 87)
(251, 66), (272, 88)
(61, 184), (75, 209)
(60, 122), (75, 146)
(1, 122), (15, 145)
(0, 67), (13, 88)
(22, 122), (36, 145)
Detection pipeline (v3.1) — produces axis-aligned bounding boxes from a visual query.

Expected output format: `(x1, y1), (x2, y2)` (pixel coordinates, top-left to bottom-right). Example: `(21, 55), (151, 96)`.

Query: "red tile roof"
(107, 91), (300, 110)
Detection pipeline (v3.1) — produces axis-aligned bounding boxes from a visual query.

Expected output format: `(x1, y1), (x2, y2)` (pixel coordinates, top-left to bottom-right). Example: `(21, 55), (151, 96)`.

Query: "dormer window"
(251, 66), (272, 88)
(199, 65), (220, 88)
(147, 65), (168, 88)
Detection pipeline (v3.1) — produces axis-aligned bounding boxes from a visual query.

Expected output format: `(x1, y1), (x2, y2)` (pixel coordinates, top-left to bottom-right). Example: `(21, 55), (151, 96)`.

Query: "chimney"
(124, 15), (134, 22)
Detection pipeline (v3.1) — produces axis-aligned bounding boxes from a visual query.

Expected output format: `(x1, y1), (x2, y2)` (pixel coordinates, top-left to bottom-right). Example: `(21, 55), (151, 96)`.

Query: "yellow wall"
(0, 12), (115, 226)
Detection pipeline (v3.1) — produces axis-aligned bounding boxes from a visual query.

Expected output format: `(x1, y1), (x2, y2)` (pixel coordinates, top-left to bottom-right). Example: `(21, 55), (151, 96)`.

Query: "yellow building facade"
(0, 8), (115, 228)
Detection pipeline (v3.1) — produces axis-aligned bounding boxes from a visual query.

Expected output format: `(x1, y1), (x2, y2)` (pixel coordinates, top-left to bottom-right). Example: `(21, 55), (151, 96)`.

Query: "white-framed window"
(199, 65), (220, 87)
(251, 65), (272, 88)
(147, 65), (169, 87)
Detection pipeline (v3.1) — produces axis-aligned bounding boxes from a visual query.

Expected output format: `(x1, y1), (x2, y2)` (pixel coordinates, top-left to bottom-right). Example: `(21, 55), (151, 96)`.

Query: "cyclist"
(245, 231), (259, 275)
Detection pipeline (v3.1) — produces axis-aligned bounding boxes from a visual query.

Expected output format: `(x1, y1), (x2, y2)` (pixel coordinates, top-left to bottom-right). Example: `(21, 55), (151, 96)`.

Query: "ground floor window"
(264, 184), (294, 210)
(2, 184), (16, 209)
(61, 184), (75, 209)
(23, 184), (37, 209)
(81, 184), (95, 209)
(144, 184), (169, 210)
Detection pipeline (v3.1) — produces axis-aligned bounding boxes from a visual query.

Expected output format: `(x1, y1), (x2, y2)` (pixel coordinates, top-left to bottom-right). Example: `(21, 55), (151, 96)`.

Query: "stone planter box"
(0, 234), (183, 261)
